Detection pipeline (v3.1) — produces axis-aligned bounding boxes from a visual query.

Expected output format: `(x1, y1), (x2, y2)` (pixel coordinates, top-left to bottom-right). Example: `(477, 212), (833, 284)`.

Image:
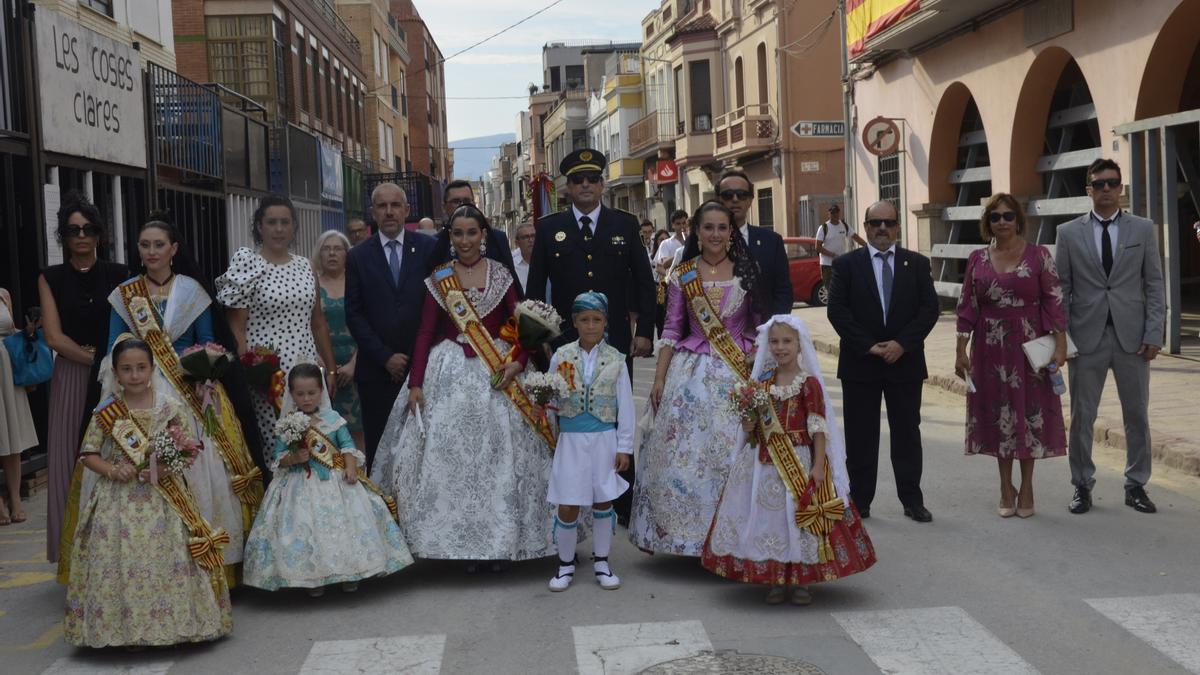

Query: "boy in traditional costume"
(243, 363), (412, 596)
(547, 292), (634, 591)
(701, 316), (876, 604)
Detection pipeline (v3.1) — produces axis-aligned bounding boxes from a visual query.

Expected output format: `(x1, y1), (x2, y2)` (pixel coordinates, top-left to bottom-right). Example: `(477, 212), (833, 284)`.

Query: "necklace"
(700, 254), (728, 275)
(71, 256), (98, 273)
(146, 271), (175, 288)
(457, 255), (485, 269)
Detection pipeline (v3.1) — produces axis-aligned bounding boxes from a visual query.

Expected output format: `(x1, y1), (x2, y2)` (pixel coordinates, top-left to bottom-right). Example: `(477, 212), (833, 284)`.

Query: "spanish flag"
(846, 0), (921, 58)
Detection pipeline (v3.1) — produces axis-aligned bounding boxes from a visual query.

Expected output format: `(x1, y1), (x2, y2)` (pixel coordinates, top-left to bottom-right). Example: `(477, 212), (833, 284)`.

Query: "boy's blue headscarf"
(571, 291), (609, 317)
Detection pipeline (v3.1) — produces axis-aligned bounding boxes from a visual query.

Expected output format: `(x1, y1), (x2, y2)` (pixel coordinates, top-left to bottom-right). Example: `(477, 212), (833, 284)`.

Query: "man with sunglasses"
(826, 200), (939, 523)
(716, 171), (793, 315)
(526, 148), (656, 525)
(1055, 158), (1165, 515)
(441, 179), (515, 268)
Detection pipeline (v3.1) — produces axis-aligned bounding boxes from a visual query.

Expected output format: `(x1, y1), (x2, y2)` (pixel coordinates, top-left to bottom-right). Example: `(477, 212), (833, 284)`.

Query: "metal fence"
(794, 193), (843, 237)
(148, 63), (223, 180)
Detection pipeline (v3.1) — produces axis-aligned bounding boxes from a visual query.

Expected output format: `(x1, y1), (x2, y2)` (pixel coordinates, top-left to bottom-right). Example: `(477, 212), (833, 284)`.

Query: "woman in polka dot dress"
(217, 195), (338, 458)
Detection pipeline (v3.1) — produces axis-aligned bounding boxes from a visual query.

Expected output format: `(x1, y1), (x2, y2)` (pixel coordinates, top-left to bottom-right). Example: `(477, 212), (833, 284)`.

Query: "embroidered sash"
(93, 399), (230, 576)
(119, 280), (264, 513)
(302, 427), (399, 522)
(676, 259), (844, 561)
(428, 263), (556, 450)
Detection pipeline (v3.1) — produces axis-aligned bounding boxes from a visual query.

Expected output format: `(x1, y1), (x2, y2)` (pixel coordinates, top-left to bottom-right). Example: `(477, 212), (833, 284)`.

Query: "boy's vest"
(557, 341), (624, 432)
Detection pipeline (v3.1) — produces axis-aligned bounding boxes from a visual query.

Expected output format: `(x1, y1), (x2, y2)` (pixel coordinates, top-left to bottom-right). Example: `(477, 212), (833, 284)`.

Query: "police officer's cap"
(560, 148), (607, 177)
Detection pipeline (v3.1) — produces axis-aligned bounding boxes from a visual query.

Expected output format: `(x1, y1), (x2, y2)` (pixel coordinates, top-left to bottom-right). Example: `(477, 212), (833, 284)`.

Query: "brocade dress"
(955, 244), (1068, 459)
(629, 273), (757, 556)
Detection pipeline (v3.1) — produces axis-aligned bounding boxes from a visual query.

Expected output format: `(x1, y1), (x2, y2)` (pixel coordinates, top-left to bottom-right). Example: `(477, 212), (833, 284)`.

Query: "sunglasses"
(866, 218), (899, 228)
(1089, 178), (1121, 190)
(569, 172), (603, 185)
(719, 189), (753, 201)
(445, 197), (473, 207)
(988, 211), (1017, 224)
(65, 224), (102, 238)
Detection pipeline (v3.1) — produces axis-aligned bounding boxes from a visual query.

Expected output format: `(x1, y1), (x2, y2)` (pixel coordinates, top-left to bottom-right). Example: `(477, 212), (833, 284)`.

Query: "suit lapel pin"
(756, 239), (761, 246)
(904, 260), (909, 267)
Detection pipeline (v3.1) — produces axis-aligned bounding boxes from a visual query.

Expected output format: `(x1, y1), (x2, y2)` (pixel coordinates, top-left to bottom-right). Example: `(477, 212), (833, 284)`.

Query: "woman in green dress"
(312, 231), (363, 450)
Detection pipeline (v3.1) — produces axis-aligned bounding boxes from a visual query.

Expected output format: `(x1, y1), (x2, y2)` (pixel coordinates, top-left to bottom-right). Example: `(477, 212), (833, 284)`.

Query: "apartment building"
(587, 51), (646, 216)
(336, 0), (410, 173)
(391, 0), (449, 185)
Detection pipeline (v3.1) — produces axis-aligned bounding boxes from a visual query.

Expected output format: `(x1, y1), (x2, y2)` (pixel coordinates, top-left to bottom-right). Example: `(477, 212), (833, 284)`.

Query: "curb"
(810, 336), (1200, 478)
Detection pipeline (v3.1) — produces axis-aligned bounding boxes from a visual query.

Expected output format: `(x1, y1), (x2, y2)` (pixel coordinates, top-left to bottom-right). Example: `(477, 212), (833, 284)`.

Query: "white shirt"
(378, 229), (405, 272)
(572, 204), (602, 234)
(1090, 210), (1120, 265)
(548, 343), (636, 455)
(512, 247), (530, 291)
(654, 236), (685, 264)
(869, 242), (898, 319)
(739, 223), (751, 245)
(817, 219), (851, 266)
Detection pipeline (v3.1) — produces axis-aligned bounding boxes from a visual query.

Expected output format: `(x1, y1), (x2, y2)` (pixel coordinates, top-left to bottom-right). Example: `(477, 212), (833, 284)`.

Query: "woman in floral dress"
(955, 193), (1068, 518)
(312, 230), (364, 450)
(630, 201), (764, 556)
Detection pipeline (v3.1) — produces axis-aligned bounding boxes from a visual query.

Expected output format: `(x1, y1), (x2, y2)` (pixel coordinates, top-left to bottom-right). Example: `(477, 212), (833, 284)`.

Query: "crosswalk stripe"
(1085, 593), (1200, 673)
(298, 634), (446, 675)
(573, 620), (712, 675)
(41, 658), (173, 675)
(832, 606), (1040, 675)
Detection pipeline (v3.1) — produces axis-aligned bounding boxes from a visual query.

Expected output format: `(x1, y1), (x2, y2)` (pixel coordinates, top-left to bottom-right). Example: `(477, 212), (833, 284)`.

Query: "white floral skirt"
(371, 340), (559, 561)
(243, 467), (413, 590)
(629, 351), (742, 556)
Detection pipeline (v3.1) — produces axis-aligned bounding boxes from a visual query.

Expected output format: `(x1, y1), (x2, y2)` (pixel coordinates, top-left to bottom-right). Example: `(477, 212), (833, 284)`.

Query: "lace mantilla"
(424, 259), (512, 318)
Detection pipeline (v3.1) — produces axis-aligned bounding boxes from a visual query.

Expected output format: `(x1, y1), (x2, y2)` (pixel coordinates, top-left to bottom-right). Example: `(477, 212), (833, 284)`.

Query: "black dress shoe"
(903, 505), (932, 522)
(1125, 486), (1157, 513)
(858, 507), (870, 519)
(1068, 487), (1092, 514)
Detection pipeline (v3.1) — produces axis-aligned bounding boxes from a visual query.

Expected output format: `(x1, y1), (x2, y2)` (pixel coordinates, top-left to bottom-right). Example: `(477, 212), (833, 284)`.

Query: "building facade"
(392, 0), (449, 186)
(336, 0), (410, 173)
(588, 51), (646, 217)
(845, 0), (1199, 351)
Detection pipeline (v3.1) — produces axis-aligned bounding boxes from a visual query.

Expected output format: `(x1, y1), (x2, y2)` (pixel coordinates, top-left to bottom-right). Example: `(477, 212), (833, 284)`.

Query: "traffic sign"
(791, 120), (845, 138)
(862, 116), (901, 156)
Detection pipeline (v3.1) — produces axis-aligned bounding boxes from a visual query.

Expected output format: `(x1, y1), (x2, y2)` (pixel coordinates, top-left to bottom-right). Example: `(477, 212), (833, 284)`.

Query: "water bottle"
(1046, 362), (1066, 396)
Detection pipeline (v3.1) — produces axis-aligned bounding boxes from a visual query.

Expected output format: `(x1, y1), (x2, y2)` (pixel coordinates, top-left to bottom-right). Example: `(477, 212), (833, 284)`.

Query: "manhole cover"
(639, 650), (826, 674)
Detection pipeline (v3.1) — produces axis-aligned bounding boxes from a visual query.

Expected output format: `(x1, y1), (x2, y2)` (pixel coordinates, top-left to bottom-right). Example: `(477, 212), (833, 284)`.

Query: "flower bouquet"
(273, 411), (312, 475)
(181, 342), (231, 436)
(139, 417), (204, 484)
(241, 345), (285, 413)
(523, 371), (569, 407)
(726, 381), (771, 422)
(512, 300), (564, 351)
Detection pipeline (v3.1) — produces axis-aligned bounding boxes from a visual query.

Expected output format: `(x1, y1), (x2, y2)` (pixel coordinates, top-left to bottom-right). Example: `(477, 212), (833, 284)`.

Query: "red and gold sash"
(676, 259), (844, 561)
(93, 398), (230, 594)
(119, 280), (264, 519)
(428, 263), (556, 451)
(303, 427), (400, 522)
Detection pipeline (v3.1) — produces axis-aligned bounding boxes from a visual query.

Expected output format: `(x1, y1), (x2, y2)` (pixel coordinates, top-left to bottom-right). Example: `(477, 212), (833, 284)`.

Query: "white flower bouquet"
(273, 411), (311, 447)
(522, 371), (570, 407)
(513, 300), (564, 350)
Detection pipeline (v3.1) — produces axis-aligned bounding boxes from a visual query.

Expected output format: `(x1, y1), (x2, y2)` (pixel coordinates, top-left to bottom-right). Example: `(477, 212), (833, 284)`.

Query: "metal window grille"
(878, 153), (900, 214)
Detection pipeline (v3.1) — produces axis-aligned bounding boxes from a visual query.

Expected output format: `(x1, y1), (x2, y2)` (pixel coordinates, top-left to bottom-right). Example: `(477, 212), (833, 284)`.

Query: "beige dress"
(0, 301), (38, 456)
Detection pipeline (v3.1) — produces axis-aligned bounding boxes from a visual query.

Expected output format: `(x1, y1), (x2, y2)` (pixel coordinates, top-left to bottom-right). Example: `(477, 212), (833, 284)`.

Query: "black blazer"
(826, 246), (939, 383)
(743, 225), (793, 316)
(345, 233), (436, 385)
(525, 205), (656, 354)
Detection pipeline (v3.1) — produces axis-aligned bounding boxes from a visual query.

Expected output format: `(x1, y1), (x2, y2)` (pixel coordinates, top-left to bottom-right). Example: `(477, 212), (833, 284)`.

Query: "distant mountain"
(450, 133), (517, 181)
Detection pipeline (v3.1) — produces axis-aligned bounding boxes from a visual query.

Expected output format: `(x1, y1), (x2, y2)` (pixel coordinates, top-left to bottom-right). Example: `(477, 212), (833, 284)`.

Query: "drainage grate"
(639, 650), (827, 674)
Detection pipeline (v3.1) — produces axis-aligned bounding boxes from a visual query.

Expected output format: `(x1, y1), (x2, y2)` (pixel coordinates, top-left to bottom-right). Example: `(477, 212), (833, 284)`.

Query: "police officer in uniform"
(526, 149), (655, 525)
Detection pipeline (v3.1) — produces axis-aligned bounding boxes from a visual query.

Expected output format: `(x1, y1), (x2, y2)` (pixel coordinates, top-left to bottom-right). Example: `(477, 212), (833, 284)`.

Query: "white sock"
(554, 515), (578, 564)
(592, 507), (615, 558)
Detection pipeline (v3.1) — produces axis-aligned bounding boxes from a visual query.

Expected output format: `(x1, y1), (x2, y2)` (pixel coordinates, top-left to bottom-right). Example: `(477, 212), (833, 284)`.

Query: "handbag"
(1021, 332), (1078, 371)
(4, 328), (54, 387)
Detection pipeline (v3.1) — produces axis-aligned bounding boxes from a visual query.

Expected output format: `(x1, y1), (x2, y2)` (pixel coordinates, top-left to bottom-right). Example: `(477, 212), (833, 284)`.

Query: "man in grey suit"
(1056, 158), (1165, 515)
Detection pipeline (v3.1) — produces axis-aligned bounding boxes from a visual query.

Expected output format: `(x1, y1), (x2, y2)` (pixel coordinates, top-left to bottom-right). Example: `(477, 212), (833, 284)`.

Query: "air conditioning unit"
(694, 115), (712, 131)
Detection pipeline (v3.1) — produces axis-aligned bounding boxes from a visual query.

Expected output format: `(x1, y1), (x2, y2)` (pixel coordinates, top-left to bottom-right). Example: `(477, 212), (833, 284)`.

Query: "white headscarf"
(749, 314), (850, 500)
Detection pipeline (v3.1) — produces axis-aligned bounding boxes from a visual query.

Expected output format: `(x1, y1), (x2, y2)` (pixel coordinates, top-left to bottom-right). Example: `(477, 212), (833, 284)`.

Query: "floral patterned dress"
(64, 396), (232, 647)
(956, 244), (1067, 459)
(629, 275), (757, 556)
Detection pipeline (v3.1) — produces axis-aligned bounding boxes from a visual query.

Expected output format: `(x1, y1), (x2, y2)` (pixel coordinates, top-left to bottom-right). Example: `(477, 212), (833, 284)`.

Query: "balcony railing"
(713, 104), (776, 158)
(308, 0), (360, 53)
(148, 63), (223, 180)
(629, 110), (676, 156)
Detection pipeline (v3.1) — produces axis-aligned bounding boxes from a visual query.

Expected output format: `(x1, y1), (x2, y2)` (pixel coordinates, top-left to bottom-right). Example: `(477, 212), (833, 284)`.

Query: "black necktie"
(580, 216), (594, 253)
(1100, 219), (1113, 276)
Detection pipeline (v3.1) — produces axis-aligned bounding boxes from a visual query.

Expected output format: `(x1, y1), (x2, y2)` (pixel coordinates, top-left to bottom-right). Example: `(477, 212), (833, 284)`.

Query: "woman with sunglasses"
(954, 193), (1068, 518)
(37, 193), (129, 562)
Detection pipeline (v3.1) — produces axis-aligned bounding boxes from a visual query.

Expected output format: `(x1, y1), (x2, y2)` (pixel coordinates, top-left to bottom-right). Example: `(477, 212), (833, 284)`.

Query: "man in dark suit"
(717, 170), (793, 315)
(345, 182), (435, 469)
(444, 179), (514, 270)
(525, 149), (656, 359)
(526, 149), (656, 525)
(827, 200), (939, 522)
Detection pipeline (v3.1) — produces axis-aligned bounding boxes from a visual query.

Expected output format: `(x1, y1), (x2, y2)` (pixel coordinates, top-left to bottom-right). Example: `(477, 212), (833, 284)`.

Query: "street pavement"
(2, 336), (1199, 674)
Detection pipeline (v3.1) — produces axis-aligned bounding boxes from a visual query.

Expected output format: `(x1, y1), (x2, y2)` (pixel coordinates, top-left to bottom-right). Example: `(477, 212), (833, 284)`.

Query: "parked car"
(784, 237), (826, 306)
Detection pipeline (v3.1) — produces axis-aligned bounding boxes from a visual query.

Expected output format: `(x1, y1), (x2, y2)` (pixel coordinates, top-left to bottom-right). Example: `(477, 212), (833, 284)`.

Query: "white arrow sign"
(791, 120), (845, 138)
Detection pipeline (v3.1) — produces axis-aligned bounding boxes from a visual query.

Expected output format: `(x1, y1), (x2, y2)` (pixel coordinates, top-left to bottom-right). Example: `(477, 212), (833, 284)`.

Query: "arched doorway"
(928, 82), (992, 298)
(1010, 49), (1101, 245)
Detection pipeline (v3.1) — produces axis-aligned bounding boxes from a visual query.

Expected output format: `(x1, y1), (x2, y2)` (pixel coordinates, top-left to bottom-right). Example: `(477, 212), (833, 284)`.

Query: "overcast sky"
(418, 0), (648, 142)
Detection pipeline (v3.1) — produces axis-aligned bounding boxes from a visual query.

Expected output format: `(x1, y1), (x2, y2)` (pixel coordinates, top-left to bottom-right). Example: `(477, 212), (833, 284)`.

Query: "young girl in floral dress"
(243, 363), (412, 596)
(65, 336), (231, 647)
(701, 316), (876, 605)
